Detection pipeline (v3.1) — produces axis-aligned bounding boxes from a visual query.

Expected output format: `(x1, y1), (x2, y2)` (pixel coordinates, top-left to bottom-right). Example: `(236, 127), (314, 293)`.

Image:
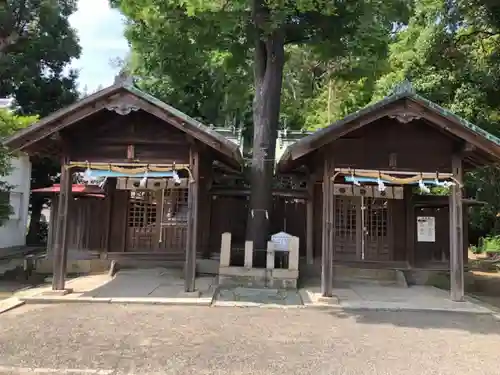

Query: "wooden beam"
(306, 173), (315, 265)
(184, 147), (199, 292)
(93, 137), (188, 145)
(52, 160), (72, 291)
(209, 188), (309, 199)
(408, 102), (500, 161)
(122, 94), (226, 152)
(449, 154), (464, 302)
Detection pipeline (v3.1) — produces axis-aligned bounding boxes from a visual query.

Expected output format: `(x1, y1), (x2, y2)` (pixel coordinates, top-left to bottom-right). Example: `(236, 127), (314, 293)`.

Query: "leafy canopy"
(0, 109), (37, 225)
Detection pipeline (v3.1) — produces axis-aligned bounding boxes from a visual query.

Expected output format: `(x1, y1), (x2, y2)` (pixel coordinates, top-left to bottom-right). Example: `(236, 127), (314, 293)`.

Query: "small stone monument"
(271, 231), (293, 252)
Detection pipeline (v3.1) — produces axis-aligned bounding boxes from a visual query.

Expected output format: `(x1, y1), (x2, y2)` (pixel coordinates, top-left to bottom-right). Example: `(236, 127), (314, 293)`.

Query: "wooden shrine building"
(3, 81), (243, 293)
(277, 82), (500, 301)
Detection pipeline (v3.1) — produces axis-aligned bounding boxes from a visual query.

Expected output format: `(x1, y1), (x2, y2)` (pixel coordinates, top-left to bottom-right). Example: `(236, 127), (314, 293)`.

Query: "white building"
(0, 155), (31, 249)
(0, 99), (32, 249)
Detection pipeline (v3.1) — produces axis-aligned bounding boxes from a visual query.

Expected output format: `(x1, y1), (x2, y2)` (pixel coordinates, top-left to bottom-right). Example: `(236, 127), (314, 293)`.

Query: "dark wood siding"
(63, 109), (190, 164)
(326, 117), (454, 173)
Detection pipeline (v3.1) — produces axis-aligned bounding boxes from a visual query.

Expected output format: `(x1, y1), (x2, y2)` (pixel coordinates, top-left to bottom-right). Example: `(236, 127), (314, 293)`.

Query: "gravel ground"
(1, 304), (500, 374)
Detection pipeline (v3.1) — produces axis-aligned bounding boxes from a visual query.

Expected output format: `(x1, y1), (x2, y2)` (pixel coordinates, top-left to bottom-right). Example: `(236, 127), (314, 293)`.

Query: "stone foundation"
(218, 265), (299, 289)
(35, 258), (111, 274)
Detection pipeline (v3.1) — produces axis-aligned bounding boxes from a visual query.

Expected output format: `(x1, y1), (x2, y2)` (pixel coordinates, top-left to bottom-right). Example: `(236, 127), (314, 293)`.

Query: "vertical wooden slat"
(387, 200), (395, 261)
(463, 205), (469, 266)
(404, 185), (415, 266)
(52, 161), (72, 291)
(329, 162), (335, 283)
(154, 189), (163, 250)
(47, 196), (58, 257)
(306, 173), (315, 265)
(321, 157), (333, 297)
(450, 154), (464, 302)
(104, 178), (117, 253)
(185, 147), (199, 293)
(357, 197), (363, 260)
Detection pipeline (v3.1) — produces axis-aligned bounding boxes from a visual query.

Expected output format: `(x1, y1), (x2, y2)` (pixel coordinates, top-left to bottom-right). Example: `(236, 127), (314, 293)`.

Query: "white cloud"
(69, 0), (129, 92)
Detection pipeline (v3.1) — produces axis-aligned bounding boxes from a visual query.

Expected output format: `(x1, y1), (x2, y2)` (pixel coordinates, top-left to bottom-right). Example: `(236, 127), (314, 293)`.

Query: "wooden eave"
(277, 92), (500, 172)
(2, 82), (244, 170)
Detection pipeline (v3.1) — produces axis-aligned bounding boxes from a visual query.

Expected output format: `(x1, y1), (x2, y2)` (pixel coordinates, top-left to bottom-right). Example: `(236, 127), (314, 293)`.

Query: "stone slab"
(0, 297), (25, 314)
(214, 286), (303, 306)
(19, 296), (212, 306)
(21, 296), (112, 304)
(40, 288), (73, 296)
(299, 284), (495, 315)
(340, 300), (493, 314)
(317, 296), (340, 304)
(214, 300), (306, 309)
(109, 297), (212, 306)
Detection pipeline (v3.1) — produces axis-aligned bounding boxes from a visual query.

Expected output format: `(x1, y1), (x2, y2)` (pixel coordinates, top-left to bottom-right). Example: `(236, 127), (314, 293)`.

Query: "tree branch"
(457, 29), (500, 42)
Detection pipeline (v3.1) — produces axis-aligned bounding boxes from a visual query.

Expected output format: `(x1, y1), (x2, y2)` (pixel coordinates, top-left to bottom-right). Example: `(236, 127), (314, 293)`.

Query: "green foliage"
(1, 0), (80, 242)
(112, 0), (408, 132)
(359, 0), (500, 236)
(475, 236), (500, 254)
(112, 0), (500, 239)
(0, 0), (81, 116)
(0, 110), (37, 225)
(0, 110), (38, 137)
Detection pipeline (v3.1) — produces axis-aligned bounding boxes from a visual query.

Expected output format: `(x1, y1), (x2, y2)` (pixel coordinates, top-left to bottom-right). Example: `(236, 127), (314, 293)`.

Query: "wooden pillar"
(199, 159), (213, 259)
(321, 158), (333, 297)
(52, 162), (72, 291)
(104, 178), (116, 253)
(404, 185), (415, 266)
(449, 154), (464, 301)
(184, 148), (199, 292)
(47, 196), (58, 258)
(306, 174), (315, 265)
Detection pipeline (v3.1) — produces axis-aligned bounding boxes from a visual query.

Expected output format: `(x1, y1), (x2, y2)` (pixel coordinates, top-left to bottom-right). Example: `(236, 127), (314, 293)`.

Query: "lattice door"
(333, 196), (361, 261)
(363, 197), (389, 260)
(126, 188), (189, 255)
(157, 188), (189, 254)
(127, 190), (157, 251)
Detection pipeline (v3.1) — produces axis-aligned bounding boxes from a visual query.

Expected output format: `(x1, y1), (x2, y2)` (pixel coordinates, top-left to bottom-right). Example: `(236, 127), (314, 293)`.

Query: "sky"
(69, 0), (130, 93)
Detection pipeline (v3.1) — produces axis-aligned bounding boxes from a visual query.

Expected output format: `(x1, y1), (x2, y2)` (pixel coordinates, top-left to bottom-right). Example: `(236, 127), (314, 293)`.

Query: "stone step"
(299, 263), (408, 287)
(333, 265), (399, 282)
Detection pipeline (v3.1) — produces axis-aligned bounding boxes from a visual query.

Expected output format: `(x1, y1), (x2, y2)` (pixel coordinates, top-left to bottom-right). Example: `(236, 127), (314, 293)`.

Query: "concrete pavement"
(300, 282), (494, 314)
(11, 269), (496, 315)
(1, 304), (500, 374)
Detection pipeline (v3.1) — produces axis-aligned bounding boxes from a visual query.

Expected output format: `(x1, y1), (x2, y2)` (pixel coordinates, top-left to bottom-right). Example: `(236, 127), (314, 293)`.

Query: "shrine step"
(299, 261), (408, 288)
(333, 266), (408, 287)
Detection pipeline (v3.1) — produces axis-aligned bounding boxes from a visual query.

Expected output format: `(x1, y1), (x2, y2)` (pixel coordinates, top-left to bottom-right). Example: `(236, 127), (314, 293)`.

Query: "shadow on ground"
(322, 308), (500, 334)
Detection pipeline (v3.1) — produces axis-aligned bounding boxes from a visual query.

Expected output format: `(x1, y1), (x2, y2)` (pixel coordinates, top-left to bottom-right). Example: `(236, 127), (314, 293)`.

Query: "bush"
(476, 235), (500, 254)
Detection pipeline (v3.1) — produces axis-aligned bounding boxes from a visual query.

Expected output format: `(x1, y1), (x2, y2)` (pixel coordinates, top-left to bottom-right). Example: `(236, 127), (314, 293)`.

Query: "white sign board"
(417, 216), (436, 242)
(271, 231), (293, 252)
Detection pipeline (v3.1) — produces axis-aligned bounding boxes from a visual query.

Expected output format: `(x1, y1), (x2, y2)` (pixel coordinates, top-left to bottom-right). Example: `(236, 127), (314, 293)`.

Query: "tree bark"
(247, 2), (286, 249)
(26, 195), (45, 245)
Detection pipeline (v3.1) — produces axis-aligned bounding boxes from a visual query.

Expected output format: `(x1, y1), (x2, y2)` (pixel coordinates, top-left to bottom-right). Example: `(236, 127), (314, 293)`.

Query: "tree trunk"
(246, 11), (286, 249)
(26, 195), (45, 245)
